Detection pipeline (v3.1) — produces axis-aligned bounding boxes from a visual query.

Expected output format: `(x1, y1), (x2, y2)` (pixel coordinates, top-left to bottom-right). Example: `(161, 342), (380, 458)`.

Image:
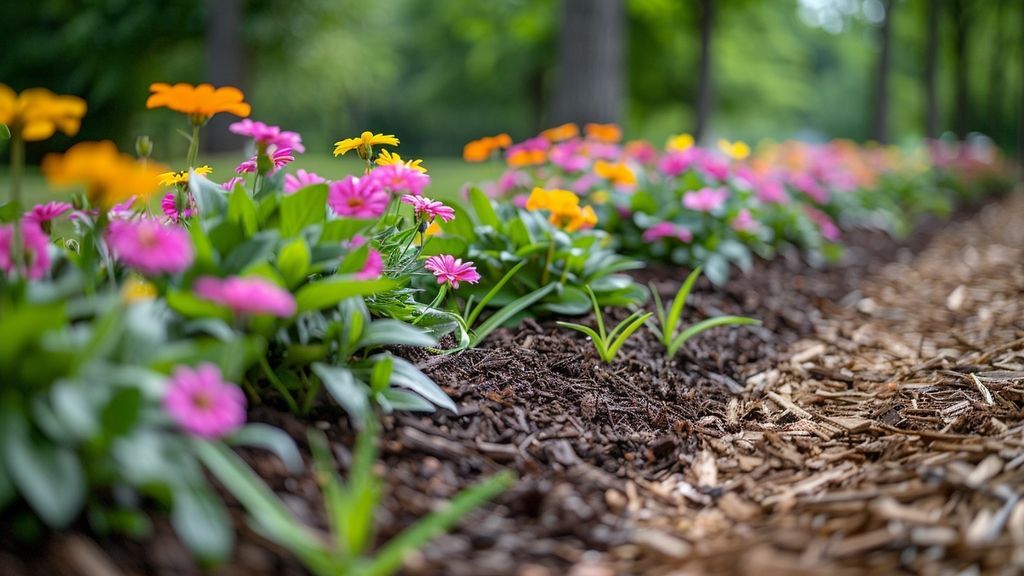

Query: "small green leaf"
(312, 363), (372, 425)
(469, 187), (500, 229)
(229, 423), (303, 473)
(227, 185), (259, 236)
(171, 484), (234, 562)
(166, 290), (232, 320)
(666, 266), (702, 341)
(295, 278), (395, 313)
(0, 123), (10, 140)
(471, 282), (557, 347)
(277, 238), (311, 288)
(190, 172), (229, 220)
(668, 316), (761, 357)
(3, 413), (85, 528)
(280, 184), (328, 237)
(100, 387), (143, 438)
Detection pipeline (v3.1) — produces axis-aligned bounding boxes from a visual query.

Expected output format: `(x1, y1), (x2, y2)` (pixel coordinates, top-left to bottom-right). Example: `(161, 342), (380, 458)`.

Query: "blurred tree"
(871, 0), (894, 143)
(551, 0), (626, 125)
(951, 0), (971, 138)
(694, 0), (714, 142)
(924, 0), (941, 139)
(205, 0), (246, 152)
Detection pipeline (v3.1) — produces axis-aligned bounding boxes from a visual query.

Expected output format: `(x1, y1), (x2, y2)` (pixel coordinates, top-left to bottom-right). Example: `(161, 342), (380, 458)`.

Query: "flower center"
(137, 227), (159, 248)
(346, 197), (365, 208)
(191, 391), (213, 411)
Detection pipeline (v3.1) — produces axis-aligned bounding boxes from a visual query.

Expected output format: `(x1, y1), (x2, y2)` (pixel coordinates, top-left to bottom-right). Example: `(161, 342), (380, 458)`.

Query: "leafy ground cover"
(0, 82), (1017, 576)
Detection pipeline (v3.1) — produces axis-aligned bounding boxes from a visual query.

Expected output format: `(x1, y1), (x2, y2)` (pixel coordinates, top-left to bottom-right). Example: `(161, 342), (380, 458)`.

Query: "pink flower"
(162, 192), (195, 223)
(658, 149), (698, 178)
(424, 254), (480, 289)
(346, 236), (383, 280)
(106, 218), (194, 276)
(642, 221), (693, 243)
(194, 276), (296, 317)
(570, 173), (601, 194)
(804, 206), (840, 241)
(229, 120), (305, 153)
(163, 363), (246, 439)
(731, 208), (759, 232)
(0, 220), (51, 280)
(696, 155), (730, 181)
(283, 169), (326, 194)
(328, 176), (389, 218)
(753, 177), (789, 204)
(235, 158), (257, 175)
(625, 141), (658, 164)
(401, 194), (455, 222)
(368, 164), (430, 196)
(108, 196), (139, 219)
(25, 202), (72, 225)
(790, 172), (829, 204)
(584, 142), (621, 160)
(549, 142), (590, 172)
(235, 148), (294, 176)
(497, 170), (528, 195)
(221, 177), (245, 191)
(682, 187), (729, 213)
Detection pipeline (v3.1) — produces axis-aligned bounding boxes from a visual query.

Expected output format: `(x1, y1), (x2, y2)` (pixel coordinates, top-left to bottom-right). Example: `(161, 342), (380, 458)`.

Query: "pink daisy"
(790, 172), (829, 204)
(731, 208), (759, 232)
(423, 254), (480, 289)
(194, 276), (296, 317)
(401, 194), (455, 222)
(221, 177), (245, 191)
(346, 236), (384, 280)
(642, 221), (693, 243)
(368, 164), (430, 196)
(283, 169), (326, 194)
(25, 202), (72, 226)
(0, 220), (51, 280)
(658, 149), (699, 178)
(163, 363), (246, 439)
(327, 176), (389, 219)
(682, 187), (729, 213)
(161, 192), (196, 223)
(804, 206), (840, 241)
(229, 120), (305, 154)
(106, 218), (194, 276)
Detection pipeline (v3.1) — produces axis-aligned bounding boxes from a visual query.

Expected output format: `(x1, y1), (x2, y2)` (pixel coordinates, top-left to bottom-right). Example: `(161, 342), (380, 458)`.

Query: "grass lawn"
(0, 153), (503, 206)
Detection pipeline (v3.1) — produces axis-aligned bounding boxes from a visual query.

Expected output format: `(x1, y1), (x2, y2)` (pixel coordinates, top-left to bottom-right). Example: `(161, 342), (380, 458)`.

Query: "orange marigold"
(540, 123), (579, 142)
(463, 133), (512, 163)
(146, 83), (251, 124)
(42, 141), (166, 209)
(0, 84), (87, 142)
(584, 123), (622, 143)
(506, 149), (546, 168)
(594, 160), (636, 188)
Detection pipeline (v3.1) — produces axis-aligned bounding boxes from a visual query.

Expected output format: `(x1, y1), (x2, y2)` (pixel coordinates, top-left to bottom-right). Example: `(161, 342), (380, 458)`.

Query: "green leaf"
(100, 387), (142, 438)
(356, 320), (436, 350)
(668, 316), (762, 357)
(386, 356), (457, 414)
(295, 278), (395, 313)
(277, 238), (311, 288)
(540, 286), (591, 315)
(223, 232), (279, 273)
(605, 312), (653, 363)
(378, 389), (436, 412)
(320, 218), (374, 243)
(171, 484), (233, 562)
(419, 235), (468, 257)
(666, 267), (702, 341)
(280, 184), (328, 237)
(0, 301), (65, 369)
(3, 413), (85, 528)
(312, 363), (371, 426)
(227, 185), (259, 236)
(469, 187), (500, 229)
(369, 354), (393, 394)
(366, 471), (514, 576)
(166, 290), (232, 320)
(466, 260), (527, 327)
(470, 282), (557, 347)
(229, 423), (303, 474)
(0, 123), (10, 140)
(703, 254), (731, 286)
(190, 172), (229, 220)
(555, 321), (604, 356)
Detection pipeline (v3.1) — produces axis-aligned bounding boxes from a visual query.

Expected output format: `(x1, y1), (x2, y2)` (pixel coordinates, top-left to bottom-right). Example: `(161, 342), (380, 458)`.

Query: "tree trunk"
(925, 0), (941, 139)
(694, 0), (714, 143)
(204, 0), (246, 153)
(1019, 1), (1024, 178)
(952, 0), (970, 139)
(550, 0), (626, 126)
(872, 0), (895, 143)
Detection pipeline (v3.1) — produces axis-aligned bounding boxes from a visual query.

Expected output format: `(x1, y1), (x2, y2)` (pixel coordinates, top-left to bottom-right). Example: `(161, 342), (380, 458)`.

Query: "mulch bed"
(3, 193), (1022, 576)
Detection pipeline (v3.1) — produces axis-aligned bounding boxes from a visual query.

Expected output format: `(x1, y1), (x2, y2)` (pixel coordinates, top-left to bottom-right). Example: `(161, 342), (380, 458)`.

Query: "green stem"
(259, 356), (299, 413)
(186, 123), (201, 168)
(9, 133), (25, 277)
(539, 234), (556, 285)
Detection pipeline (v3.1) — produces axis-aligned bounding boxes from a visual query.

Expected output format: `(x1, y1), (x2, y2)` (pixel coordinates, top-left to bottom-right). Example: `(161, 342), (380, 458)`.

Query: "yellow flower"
(540, 123), (579, 142)
(718, 139), (750, 160)
(158, 165), (213, 186)
(334, 131), (399, 159)
(590, 190), (610, 205)
(666, 133), (694, 152)
(375, 149), (427, 173)
(584, 123), (621, 143)
(42, 141), (166, 209)
(0, 84), (87, 142)
(121, 277), (157, 304)
(593, 160), (636, 187)
(525, 187), (598, 232)
(146, 83), (250, 125)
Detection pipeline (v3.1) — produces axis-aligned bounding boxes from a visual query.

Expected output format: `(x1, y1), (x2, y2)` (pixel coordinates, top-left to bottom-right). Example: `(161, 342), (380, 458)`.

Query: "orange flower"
(146, 83), (250, 124)
(0, 84), (86, 141)
(463, 133), (512, 163)
(506, 149), (547, 168)
(42, 141), (166, 209)
(594, 160), (636, 188)
(584, 123), (621, 143)
(540, 123), (579, 142)
(525, 187), (598, 232)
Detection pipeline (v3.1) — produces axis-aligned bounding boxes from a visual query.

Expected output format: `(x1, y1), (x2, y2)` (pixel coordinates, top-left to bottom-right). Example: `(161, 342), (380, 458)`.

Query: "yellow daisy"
(334, 131), (399, 159)
(158, 165), (213, 187)
(375, 149), (427, 173)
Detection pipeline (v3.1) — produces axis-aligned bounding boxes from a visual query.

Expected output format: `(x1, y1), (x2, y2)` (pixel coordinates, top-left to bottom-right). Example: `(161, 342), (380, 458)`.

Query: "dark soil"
(1, 202), (1008, 576)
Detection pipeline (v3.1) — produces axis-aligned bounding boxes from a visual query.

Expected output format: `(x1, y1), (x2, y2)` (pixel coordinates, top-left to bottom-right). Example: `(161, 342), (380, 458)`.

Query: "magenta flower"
(346, 235), (384, 280)
(790, 172), (828, 204)
(754, 177), (788, 204)
(235, 148), (294, 176)
(162, 192), (196, 223)
(369, 164), (430, 196)
(25, 202), (72, 225)
(284, 169), (326, 194)
(229, 120), (305, 153)
(163, 363), (246, 439)
(0, 220), (51, 280)
(194, 276), (296, 317)
(235, 157), (257, 175)
(221, 177), (245, 191)
(642, 221), (693, 243)
(731, 208), (759, 232)
(549, 142), (590, 172)
(696, 155), (730, 181)
(424, 254), (480, 289)
(682, 187), (729, 213)
(401, 194), (455, 222)
(328, 176), (389, 219)
(583, 142), (621, 160)
(106, 218), (194, 276)
(658, 149), (699, 178)
(804, 206), (840, 241)
(108, 196), (139, 219)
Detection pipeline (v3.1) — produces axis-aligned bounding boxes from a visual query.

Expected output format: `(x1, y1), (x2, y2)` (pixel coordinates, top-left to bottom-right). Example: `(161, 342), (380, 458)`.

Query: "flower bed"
(0, 82), (1011, 575)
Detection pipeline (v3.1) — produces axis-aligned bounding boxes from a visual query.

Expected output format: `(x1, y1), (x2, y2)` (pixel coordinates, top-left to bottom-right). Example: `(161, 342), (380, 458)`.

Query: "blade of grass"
(470, 282), (557, 347)
(668, 316), (761, 357)
(466, 260), (528, 327)
(606, 312), (653, 362)
(666, 267), (702, 341)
